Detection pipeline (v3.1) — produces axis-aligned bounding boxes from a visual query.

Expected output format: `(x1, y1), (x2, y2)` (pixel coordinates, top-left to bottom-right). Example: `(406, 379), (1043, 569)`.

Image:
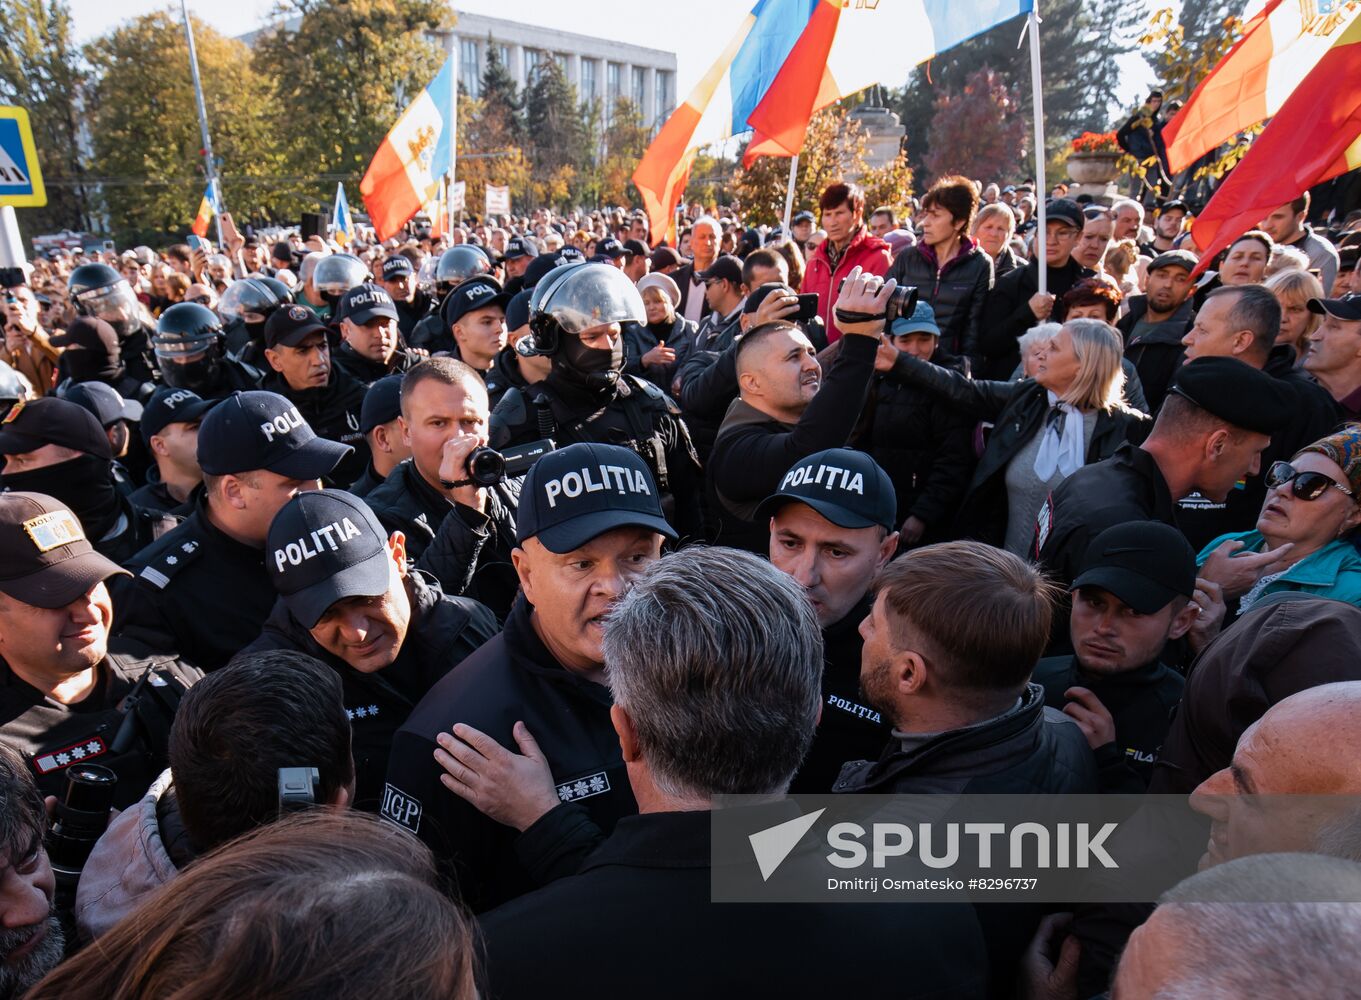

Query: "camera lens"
(466, 446), (506, 487)
(883, 285), (919, 325)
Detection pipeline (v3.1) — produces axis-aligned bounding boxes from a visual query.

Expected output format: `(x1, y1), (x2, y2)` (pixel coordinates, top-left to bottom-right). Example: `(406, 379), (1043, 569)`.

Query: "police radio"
(278, 766), (320, 816)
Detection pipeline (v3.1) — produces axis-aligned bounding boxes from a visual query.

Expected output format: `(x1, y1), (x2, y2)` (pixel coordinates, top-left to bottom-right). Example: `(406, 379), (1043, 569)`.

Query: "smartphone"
(796, 293), (819, 323)
(102, 240), (115, 252)
(186, 234), (209, 252)
(300, 212), (326, 242)
(219, 211), (240, 247)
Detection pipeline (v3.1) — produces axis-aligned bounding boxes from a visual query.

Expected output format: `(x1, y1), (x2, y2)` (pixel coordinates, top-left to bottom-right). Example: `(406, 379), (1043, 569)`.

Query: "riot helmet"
(218, 278), (283, 326)
(68, 263), (143, 338)
(434, 245), (492, 296)
(523, 262), (642, 392)
(0, 359), (31, 419)
(152, 302), (226, 390)
(311, 253), (369, 305)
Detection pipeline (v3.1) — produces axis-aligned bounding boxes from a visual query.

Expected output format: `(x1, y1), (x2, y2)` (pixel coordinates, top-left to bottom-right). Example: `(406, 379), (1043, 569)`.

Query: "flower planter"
(1066, 151), (1120, 185)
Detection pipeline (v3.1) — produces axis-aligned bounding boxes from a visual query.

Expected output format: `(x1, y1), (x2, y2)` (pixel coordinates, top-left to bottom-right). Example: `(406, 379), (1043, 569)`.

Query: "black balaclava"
(551, 330), (623, 394)
(2, 455), (121, 541)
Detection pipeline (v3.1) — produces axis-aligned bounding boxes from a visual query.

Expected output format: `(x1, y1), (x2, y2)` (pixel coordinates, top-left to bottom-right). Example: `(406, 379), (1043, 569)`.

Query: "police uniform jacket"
(1036, 442), (1177, 589)
(330, 343), (423, 386)
(479, 808), (988, 1000)
(394, 290), (433, 341)
(789, 594), (890, 793)
(879, 353), (1150, 546)
(1032, 655), (1184, 793)
(96, 493), (179, 565)
(0, 638), (201, 809)
(244, 571), (498, 809)
(114, 494), (276, 671)
(261, 369), (368, 486)
(366, 459), (520, 620)
(491, 372), (703, 539)
(127, 471), (192, 517)
(195, 356), (265, 401)
(381, 595), (637, 912)
(347, 461), (384, 499)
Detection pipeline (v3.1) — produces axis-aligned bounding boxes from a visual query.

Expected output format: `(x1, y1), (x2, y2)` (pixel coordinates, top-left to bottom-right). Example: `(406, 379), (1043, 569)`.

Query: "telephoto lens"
(48, 764), (118, 914)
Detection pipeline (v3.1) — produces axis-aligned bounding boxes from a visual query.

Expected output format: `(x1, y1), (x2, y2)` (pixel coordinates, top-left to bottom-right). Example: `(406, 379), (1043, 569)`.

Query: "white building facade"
(436, 12), (677, 129)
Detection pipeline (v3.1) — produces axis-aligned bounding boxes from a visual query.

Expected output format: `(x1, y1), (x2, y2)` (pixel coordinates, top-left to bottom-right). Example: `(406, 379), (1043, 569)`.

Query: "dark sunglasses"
(1265, 461), (1356, 502)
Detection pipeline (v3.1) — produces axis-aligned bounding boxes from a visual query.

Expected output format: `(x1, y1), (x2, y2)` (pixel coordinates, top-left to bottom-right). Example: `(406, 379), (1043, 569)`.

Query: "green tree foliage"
(599, 98), (649, 207)
(0, 0), (91, 235)
(253, 0), (447, 192)
(897, 0), (1138, 179)
(84, 13), (286, 244)
(477, 39), (522, 147)
(522, 58), (591, 209)
(923, 67), (1027, 185)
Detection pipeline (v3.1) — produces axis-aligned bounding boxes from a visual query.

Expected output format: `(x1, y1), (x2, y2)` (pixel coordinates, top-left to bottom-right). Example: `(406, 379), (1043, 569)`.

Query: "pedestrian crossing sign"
(0, 107), (46, 208)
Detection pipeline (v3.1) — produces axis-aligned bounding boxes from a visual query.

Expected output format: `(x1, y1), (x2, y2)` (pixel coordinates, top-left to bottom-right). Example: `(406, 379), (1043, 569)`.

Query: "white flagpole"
(180, 0), (223, 247)
(781, 154), (799, 234)
(1028, 2), (1048, 295)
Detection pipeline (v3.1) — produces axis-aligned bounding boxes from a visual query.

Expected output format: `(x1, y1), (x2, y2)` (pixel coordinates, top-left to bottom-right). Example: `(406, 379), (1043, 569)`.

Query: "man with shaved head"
(1191, 681), (1361, 867)
(706, 268), (888, 550)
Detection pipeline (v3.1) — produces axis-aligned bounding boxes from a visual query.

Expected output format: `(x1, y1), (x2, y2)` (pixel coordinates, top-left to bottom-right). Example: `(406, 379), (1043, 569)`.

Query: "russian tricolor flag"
(361, 54), (457, 241)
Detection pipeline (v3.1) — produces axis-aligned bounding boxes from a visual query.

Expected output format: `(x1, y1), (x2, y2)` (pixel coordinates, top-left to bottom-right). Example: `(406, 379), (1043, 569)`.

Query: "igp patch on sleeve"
(380, 782), (423, 833)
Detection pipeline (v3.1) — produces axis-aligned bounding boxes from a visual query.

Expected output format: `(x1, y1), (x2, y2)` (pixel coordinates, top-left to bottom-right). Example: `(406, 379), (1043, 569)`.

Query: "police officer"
(0, 398), (174, 562)
(365, 358), (519, 618)
(60, 380), (145, 485)
(0, 493), (201, 808)
(501, 235), (539, 297)
(151, 302), (263, 400)
(381, 442), (674, 911)
(378, 255), (432, 341)
(308, 253), (371, 320)
(217, 276), (287, 369)
(409, 246), (493, 353)
(0, 357), (30, 419)
(348, 374), (409, 498)
(1033, 521), (1200, 792)
(67, 263), (157, 385)
(757, 448), (900, 792)
(114, 390), (351, 671)
(261, 304), (369, 486)
(443, 276), (513, 406)
(332, 284), (423, 385)
(50, 316), (155, 404)
(491, 262), (702, 536)
(1037, 357), (1293, 591)
(127, 388), (216, 516)
(242, 489), (497, 808)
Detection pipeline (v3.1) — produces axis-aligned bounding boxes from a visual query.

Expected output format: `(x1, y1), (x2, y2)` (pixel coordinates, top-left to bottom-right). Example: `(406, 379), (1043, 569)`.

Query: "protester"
(1259, 192), (1341, 289)
(72, 649), (355, 939)
(0, 742), (66, 997)
(888, 175), (994, 360)
(1117, 249), (1198, 412)
(479, 546), (988, 999)
(1265, 268), (1324, 359)
(1303, 293), (1361, 418)
(972, 202), (1021, 279)
(800, 182), (892, 342)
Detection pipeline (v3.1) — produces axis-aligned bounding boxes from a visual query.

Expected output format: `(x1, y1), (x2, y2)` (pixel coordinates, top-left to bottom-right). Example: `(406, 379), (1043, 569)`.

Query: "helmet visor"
(76, 282), (138, 325)
(535, 263), (645, 336)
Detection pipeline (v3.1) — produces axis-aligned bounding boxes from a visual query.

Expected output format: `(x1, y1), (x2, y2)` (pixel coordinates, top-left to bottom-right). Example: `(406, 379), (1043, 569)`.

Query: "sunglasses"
(1265, 461), (1356, 502)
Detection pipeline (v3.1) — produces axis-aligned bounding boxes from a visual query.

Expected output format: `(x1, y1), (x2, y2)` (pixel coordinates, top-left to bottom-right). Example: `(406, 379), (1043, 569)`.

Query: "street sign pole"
(0, 105), (47, 266)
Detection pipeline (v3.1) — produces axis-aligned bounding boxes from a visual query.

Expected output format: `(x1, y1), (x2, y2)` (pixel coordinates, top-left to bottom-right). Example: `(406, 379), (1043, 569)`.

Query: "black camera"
(48, 764), (118, 912)
(834, 279), (919, 326)
(451, 438), (556, 489)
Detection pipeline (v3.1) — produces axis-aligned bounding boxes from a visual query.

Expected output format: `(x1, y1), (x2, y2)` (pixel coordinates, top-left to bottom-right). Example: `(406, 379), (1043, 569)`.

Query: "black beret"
(1168, 357), (1292, 435)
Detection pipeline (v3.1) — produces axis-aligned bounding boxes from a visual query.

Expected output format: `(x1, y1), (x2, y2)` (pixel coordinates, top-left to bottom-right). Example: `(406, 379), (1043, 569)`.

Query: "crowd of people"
(2, 162), (1361, 999)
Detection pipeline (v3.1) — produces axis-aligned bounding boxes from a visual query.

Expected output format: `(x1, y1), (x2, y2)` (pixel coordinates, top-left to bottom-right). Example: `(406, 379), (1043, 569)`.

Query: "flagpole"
(1028, 2), (1047, 295)
(781, 154), (799, 235)
(180, 0), (223, 247)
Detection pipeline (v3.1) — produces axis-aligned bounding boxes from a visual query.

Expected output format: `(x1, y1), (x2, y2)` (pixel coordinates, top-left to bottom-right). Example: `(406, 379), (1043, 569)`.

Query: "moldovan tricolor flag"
(1163, 0), (1361, 173)
(361, 54), (457, 241)
(332, 182), (354, 247)
(632, 0), (824, 243)
(744, 0), (1033, 164)
(1189, 13), (1361, 276)
(190, 180), (220, 238)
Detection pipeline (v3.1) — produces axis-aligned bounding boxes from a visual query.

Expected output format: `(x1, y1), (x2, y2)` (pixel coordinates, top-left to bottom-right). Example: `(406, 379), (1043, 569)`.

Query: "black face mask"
(554, 330), (622, 393)
(2, 455), (120, 540)
(159, 341), (223, 391)
(245, 320), (267, 345)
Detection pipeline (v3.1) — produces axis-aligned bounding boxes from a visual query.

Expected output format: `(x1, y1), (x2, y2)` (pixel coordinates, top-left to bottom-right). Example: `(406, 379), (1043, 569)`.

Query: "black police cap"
(1072, 521), (1197, 614)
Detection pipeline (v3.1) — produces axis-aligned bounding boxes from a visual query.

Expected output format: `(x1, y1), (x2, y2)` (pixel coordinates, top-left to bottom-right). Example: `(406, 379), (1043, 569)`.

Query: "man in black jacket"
(978, 198), (1092, 378)
(1033, 522), (1199, 793)
(837, 540), (1096, 992)
(478, 545), (988, 1000)
(381, 443), (674, 912)
(331, 284), (423, 386)
(706, 267), (885, 551)
(366, 358), (518, 618)
(377, 254), (433, 341)
(260, 305), (369, 486)
(759, 448), (899, 793)
(1175, 284), (1342, 549)
(1117, 250), (1197, 412)
(244, 490), (497, 808)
